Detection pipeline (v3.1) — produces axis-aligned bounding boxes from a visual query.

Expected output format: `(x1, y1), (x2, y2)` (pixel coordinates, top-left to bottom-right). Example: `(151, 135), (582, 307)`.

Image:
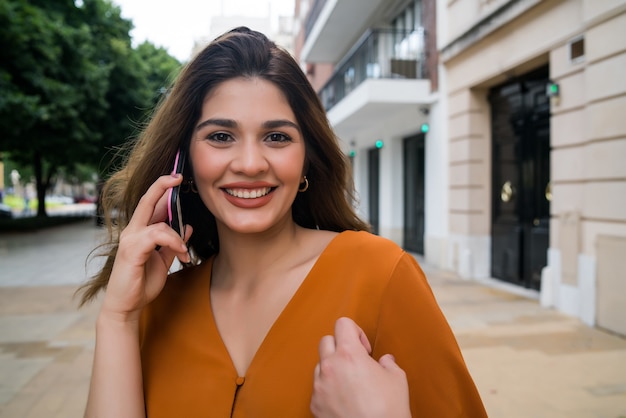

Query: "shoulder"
(166, 261), (209, 289)
(145, 261), (211, 314)
(318, 230), (413, 283)
(333, 230), (405, 260)
(140, 261), (211, 339)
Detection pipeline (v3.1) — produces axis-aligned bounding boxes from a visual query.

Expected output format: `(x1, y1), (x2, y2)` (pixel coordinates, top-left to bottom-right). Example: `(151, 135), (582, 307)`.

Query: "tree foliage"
(0, 0), (181, 216)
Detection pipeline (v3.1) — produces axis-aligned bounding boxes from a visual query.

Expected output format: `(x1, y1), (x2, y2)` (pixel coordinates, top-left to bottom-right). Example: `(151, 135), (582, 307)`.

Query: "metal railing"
(319, 28), (427, 111)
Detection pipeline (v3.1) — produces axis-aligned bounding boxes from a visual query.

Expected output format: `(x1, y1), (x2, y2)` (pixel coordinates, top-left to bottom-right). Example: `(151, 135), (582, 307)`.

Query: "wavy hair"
(77, 27), (369, 305)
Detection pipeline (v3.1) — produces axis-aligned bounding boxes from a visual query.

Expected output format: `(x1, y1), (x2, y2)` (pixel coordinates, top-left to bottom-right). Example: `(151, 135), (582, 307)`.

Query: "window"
(392, 0), (424, 59)
(569, 36), (585, 63)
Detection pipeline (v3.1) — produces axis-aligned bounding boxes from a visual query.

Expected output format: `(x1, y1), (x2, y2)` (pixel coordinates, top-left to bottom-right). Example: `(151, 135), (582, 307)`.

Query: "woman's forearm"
(84, 314), (145, 418)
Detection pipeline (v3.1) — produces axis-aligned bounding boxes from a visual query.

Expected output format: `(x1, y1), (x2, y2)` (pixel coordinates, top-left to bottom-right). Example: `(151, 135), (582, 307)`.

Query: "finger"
(148, 222), (189, 254)
(176, 225), (194, 264)
(318, 335), (336, 360)
(150, 187), (172, 225)
(334, 317), (371, 354)
(155, 223), (194, 264)
(358, 328), (372, 354)
(379, 354), (407, 379)
(183, 224), (194, 244)
(157, 236), (191, 265)
(157, 224), (193, 249)
(130, 174), (183, 228)
(378, 353), (398, 369)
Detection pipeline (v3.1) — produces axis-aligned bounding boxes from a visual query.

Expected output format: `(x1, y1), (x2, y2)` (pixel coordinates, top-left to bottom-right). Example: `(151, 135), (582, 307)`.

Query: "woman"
(79, 27), (486, 417)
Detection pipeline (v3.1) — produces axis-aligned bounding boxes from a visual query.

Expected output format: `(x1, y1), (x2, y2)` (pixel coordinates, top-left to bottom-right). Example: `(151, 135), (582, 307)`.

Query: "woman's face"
(189, 77), (306, 235)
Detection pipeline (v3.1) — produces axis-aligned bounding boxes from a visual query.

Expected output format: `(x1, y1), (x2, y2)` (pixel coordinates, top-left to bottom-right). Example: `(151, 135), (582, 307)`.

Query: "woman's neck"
(211, 220), (305, 292)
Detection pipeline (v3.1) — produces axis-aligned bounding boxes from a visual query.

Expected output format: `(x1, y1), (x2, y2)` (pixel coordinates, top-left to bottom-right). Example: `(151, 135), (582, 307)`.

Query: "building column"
(446, 88), (491, 279)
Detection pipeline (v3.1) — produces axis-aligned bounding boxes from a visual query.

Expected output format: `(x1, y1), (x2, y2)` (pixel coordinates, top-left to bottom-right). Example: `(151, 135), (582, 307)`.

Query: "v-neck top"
(139, 230), (487, 417)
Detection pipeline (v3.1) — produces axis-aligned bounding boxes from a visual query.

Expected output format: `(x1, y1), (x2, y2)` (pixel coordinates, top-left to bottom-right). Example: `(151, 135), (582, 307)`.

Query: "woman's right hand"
(100, 174), (193, 324)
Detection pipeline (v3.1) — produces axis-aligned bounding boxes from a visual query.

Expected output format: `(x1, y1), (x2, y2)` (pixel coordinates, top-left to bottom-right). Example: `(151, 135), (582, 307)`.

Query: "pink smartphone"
(167, 149), (186, 237)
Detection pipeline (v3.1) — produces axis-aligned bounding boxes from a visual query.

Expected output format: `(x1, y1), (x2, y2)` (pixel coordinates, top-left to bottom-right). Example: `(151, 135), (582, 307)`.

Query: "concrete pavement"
(0, 219), (625, 417)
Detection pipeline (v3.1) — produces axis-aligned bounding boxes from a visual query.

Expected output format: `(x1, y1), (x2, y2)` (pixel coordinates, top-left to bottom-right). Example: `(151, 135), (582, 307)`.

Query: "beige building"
(295, 0), (625, 336)
(440, 0), (626, 335)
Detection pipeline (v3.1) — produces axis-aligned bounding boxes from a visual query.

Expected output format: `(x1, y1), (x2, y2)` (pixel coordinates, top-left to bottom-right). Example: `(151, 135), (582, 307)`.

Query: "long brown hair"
(77, 27), (369, 305)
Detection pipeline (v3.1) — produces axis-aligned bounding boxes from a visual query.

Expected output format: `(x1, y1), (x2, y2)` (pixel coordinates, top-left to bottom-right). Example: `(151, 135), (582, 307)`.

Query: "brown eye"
(266, 133), (291, 143)
(208, 132), (232, 142)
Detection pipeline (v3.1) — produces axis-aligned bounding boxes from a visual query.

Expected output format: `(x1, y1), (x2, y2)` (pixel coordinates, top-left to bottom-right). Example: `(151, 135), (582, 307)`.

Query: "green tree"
(135, 41), (182, 107)
(0, 0), (181, 216)
(0, 0), (109, 216)
(93, 40), (182, 177)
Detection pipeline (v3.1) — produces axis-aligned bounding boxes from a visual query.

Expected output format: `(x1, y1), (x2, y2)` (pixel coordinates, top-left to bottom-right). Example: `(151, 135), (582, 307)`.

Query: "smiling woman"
(77, 27), (486, 418)
(190, 77), (306, 232)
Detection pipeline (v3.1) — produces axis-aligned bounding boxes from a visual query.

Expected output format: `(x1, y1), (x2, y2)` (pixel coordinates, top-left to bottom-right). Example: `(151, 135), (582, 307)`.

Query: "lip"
(221, 181), (275, 189)
(220, 181), (276, 209)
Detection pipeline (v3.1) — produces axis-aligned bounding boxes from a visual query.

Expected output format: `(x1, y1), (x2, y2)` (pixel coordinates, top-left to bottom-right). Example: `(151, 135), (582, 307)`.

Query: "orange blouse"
(139, 231), (487, 417)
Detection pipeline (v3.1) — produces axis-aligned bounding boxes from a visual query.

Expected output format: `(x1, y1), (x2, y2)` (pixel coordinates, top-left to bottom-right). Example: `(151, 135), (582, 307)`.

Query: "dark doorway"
(490, 66), (550, 290)
(403, 134), (425, 254)
(368, 147), (380, 234)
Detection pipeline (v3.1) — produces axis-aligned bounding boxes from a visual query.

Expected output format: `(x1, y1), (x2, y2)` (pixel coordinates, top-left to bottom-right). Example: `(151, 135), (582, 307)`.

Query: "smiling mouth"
(224, 187), (274, 199)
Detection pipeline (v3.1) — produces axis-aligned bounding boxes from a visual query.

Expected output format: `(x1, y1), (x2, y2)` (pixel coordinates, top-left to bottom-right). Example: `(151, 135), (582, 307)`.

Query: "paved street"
(0, 219), (625, 417)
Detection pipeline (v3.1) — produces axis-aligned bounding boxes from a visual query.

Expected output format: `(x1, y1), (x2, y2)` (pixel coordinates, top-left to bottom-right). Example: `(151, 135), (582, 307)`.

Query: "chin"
(231, 226), (276, 235)
(227, 216), (291, 235)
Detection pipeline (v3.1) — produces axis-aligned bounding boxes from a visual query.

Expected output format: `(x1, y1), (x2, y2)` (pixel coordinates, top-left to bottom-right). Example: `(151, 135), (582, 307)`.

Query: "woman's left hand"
(310, 317), (412, 418)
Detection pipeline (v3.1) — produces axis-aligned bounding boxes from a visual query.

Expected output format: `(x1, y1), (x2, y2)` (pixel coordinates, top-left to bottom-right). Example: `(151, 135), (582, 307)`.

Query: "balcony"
(319, 28), (433, 139)
(320, 28), (426, 111)
(301, 0), (385, 63)
(304, 0), (328, 39)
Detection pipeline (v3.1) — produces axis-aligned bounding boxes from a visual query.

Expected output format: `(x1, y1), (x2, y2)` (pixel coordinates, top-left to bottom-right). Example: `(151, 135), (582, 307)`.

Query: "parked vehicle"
(0, 203), (13, 219)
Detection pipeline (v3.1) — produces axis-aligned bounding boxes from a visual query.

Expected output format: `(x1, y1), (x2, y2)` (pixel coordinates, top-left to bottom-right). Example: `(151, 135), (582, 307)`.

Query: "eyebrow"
(195, 118), (301, 133)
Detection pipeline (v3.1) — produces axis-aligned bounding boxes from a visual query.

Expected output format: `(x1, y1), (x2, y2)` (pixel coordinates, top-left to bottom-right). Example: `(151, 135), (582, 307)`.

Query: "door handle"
(500, 181), (515, 202)
(545, 181), (552, 201)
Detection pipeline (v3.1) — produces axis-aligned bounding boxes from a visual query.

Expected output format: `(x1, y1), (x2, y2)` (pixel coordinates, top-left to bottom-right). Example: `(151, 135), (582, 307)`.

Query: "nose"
(231, 139), (269, 176)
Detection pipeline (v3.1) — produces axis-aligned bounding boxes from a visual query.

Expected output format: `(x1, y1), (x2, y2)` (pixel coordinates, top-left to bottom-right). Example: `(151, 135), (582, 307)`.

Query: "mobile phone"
(167, 149), (186, 237)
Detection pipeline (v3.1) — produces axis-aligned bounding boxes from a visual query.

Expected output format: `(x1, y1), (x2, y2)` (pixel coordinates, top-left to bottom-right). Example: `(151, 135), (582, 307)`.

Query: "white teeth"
(226, 187), (271, 199)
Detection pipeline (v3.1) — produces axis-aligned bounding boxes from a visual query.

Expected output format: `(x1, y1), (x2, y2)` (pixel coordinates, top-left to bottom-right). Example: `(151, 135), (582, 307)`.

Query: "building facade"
(296, 0), (447, 264)
(297, 0), (626, 336)
(440, 0), (626, 336)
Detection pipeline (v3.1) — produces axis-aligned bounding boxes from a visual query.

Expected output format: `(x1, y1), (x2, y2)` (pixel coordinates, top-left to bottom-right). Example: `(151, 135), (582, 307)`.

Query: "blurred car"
(46, 195), (74, 205)
(0, 203), (12, 219)
(74, 195), (97, 204)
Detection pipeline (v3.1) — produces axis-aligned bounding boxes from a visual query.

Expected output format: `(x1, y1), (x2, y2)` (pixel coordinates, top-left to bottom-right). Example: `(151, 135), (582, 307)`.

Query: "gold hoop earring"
(298, 176), (309, 192)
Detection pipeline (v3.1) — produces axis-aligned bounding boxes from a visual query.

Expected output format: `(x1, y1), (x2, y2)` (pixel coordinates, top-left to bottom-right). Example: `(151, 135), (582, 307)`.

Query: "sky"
(112, 0), (295, 61)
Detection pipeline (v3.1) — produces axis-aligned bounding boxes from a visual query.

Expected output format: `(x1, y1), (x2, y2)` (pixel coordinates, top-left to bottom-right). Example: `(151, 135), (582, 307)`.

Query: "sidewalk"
(0, 220), (104, 418)
(421, 265), (626, 418)
(1, 220), (625, 417)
